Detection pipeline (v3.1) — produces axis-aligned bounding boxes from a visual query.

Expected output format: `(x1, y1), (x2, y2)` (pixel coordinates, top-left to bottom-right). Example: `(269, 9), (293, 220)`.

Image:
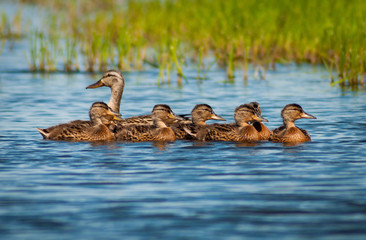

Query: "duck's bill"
(211, 113), (226, 121)
(86, 79), (104, 89)
(107, 109), (123, 121)
(113, 115), (123, 121)
(253, 115), (269, 122)
(301, 112), (317, 119)
(169, 113), (185, 120)
(111, 109), (122, 118)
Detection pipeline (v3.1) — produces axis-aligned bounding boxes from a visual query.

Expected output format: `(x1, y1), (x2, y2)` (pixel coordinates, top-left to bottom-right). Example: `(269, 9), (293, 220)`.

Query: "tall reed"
(20, 0), (366, 88)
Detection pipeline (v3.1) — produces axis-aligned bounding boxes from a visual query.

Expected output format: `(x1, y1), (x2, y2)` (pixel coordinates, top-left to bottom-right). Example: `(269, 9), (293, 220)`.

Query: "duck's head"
(248, 102), (261, 117)
(86, 70), (125, 89)
(234, 104), (268, 126)
(89, 102), (122, 125)
(191, 104), (226, 125)
(281, 103), (316, 123)
(152, 104), (183, 126)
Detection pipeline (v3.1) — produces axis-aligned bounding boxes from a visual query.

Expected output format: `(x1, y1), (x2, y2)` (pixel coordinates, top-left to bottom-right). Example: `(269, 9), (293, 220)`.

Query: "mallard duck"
(115, 104), (183, 142)
(36, 102), (121, 141)
(187, 103), (268, 142)
(269, 103), (316, 143)
(171, 104), (226, 140)
(86, 70), (125, 114)
(86, 70), (186, 126)
(249, 102), (271, 140)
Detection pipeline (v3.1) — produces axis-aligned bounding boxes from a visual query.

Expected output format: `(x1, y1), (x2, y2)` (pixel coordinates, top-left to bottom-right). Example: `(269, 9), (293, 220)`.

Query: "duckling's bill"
(253, 115), (269, 122)
(301, 112), (317, 119)
(107, 109), (123, 120)
(211, 113), (226, 121)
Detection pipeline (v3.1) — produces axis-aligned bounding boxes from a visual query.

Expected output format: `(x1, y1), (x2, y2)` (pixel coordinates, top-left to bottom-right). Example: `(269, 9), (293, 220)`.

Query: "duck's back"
(202, 124), (261, 142)
(40, 121), (113, 141)
(171, 123), (196, 140)
(121, 114), (153, 125)
(115, 125), (154, 142)
(115, 125), (176, 142)
(202, 123), (237, 141)
(42, 120), (91, 135)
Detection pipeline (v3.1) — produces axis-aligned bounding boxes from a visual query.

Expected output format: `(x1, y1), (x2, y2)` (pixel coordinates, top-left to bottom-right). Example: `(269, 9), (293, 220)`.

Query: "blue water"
(1, 5), (366, 240)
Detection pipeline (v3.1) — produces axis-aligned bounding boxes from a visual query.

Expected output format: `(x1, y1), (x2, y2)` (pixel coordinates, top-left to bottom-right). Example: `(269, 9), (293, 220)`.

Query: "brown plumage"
(249, 102), (271, 140)
(36, 102), (121, 141)
(171, 104), (226, 140)
(187, 104), (268, 142)
(115, 104), (182, 142)
(86, 70), (125, 115)
(86, 69), (186, 127)
(269, 103), (316, 143)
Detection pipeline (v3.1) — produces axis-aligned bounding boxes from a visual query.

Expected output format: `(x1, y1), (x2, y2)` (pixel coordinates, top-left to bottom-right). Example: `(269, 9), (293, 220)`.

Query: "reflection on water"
(1, 31), (366, 240)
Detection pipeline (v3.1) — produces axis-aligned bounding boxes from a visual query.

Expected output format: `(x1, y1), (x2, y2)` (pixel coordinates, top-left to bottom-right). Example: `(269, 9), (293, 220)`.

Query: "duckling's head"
(151, 104), (183, 127)
(86, 70), (125, 89)
(191, 104), (226, 125)
(234, 104), (268, 126)
(89, 102), (122, 125)
(281, 103), (316, 123)
(248, 102), (261, 117)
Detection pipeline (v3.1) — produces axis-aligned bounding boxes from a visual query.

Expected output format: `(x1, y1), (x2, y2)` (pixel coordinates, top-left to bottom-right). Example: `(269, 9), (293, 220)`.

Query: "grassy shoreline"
(3, 0), (366, 88)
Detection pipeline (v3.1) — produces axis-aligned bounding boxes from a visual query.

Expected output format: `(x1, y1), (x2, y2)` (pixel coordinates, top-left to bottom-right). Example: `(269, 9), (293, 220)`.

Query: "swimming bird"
(115, 104), (183, 142)
(249, 102), (271, 140)
(269, 103), (316, 143)
(187, 104), (268, 142)
(86, 70), (125, 115)
(86, 70), (181, 126)
(36, 102), (121, 141)
(171, 104), (226, 140)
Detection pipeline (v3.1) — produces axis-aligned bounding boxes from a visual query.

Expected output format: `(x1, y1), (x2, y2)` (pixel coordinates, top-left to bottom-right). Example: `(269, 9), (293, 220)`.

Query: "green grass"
(0, 11), (22, 39)
(19, 0), (366, 88)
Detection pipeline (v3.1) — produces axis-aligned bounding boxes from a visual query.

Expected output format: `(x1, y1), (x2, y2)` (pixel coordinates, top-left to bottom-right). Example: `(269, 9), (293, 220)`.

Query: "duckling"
(171, 104), (226, 140)
(115, 104), (183, 142)
(188, 104), (268, 142)
(249, 102), (271, 140)
(36, 102), (121, 141)
(269, 103), (316, 143)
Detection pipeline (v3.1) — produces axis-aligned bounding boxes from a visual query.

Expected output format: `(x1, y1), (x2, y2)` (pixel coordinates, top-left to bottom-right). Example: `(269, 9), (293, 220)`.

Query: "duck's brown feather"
(171, 123), (197, 140)
(37, 121), (114, 141)
(269, 126), (311, 143)
(115, 124), (175, 142)
(188, 123), (261, 142)
(252, 122), (271, 140)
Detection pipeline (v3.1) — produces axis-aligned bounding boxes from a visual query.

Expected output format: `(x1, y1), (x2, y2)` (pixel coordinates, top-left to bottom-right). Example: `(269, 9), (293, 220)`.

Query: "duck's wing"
(269, 125), (286, 142)
(171, 123), (196, 140)
(121, 114), (153, 125)
(298, 127), (311, 141)
(37, 120), (92, 140)
(115, 124), (155, 142)
(200, 123), (237, 141)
